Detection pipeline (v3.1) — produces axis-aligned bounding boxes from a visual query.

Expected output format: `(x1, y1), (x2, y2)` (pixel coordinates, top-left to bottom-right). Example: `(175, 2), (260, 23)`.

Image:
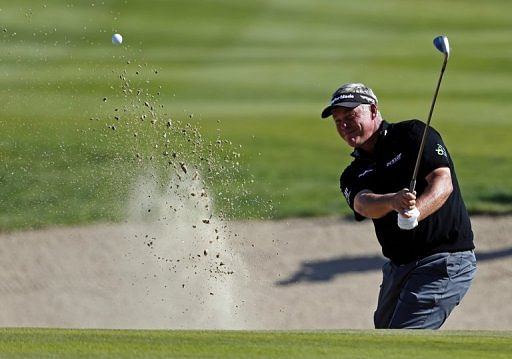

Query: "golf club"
(409, 35), (450, 192)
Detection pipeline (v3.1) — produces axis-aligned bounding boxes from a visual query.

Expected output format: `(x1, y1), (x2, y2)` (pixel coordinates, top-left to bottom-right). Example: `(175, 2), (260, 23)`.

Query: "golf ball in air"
(112, 33), (123, 45)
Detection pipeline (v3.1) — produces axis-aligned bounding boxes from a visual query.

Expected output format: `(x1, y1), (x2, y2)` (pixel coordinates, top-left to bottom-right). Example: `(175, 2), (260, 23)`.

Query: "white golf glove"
(397, 207), (420, 230)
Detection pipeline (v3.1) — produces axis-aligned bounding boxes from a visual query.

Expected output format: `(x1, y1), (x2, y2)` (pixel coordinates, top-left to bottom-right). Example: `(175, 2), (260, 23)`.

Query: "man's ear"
(370, 103), (378, 118)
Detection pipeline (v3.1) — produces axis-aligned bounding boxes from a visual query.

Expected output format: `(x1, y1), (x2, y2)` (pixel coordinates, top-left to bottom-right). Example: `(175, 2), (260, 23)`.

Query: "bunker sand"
(0, 216), (511, 330)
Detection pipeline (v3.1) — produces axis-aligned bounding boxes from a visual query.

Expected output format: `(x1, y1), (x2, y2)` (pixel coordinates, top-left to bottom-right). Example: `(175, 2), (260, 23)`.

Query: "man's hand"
(393, 188), (419, 230)
(392, 188), (416, 213)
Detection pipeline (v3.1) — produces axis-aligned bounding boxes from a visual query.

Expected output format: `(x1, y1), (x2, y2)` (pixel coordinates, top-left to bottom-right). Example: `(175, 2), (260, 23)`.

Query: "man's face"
(331, 105), (376, 148)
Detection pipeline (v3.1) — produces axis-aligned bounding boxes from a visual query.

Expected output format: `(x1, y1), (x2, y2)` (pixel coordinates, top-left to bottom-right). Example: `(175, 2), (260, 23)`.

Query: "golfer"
(321, 83), (476, 329)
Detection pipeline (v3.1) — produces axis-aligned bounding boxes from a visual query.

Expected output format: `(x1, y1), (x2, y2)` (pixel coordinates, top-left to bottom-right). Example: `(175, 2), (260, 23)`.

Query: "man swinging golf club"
(321, 36), (476, 329)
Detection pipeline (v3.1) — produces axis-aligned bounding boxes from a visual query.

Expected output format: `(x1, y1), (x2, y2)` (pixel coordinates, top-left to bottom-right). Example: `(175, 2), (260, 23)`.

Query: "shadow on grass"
(276, 247), (512, 285)
(480, 192), (512, 205)
(468, 193), (512, 215)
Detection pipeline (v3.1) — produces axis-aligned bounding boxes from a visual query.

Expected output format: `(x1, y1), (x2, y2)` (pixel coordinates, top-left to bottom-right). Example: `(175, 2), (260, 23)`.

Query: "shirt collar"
(350, 120), (390, 159)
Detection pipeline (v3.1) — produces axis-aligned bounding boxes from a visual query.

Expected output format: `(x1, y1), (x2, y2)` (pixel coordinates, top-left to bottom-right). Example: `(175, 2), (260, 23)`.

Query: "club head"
(433, 35), (450, 58)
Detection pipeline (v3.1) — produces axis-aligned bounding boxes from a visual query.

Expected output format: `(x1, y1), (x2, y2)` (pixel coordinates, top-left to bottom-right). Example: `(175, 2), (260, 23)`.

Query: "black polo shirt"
(340, 120), (474, 264)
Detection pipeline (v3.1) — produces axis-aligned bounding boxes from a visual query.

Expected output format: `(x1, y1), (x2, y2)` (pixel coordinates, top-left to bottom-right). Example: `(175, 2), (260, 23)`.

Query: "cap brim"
(321, 103), (361, 118)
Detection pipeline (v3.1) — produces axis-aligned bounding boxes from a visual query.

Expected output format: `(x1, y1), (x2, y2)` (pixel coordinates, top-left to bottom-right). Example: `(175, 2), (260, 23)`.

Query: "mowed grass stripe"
(0, 329), (511, 359)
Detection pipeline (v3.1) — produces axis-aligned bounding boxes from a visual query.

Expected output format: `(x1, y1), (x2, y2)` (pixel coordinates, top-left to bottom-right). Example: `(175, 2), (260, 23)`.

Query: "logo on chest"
(386, 153), (402, 167)
(358, 168), (374, 178)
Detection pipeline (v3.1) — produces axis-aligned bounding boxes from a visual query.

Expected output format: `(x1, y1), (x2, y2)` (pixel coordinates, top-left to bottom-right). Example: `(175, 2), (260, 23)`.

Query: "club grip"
(409, 179), (416, 193)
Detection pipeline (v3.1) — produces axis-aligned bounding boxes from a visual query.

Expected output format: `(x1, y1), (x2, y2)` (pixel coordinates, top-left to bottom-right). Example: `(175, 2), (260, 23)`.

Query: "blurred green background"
(1, 0), (511, 231)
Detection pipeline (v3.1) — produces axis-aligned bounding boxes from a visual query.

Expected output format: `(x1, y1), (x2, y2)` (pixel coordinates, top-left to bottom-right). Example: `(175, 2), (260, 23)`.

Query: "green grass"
(1, 0), (512, 230)
(0, 328), (511, 359)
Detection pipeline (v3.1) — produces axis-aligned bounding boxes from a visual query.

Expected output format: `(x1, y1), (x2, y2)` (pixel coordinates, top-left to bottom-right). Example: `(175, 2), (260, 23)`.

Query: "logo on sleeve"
(343, 187), (351, 204)
(435, 144), (447, 157)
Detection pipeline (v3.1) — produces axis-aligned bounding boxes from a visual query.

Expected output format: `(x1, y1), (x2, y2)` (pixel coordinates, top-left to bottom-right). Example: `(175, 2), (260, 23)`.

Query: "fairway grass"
(0, 328), (511, 359)
(2, 0), (512, 230)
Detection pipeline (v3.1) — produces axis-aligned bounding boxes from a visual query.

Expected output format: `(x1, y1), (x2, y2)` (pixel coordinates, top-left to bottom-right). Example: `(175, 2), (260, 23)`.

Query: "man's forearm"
(354, 191), (398, 219)
(416, 168), (453, 220)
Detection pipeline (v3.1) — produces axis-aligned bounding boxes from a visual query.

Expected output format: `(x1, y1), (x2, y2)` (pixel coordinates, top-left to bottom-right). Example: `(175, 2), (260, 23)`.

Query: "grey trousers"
(374, 250), (476, 329)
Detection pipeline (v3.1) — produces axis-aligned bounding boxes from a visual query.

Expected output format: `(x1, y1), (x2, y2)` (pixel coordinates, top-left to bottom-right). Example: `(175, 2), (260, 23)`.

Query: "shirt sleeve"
(340, 166), (373, 221)
(417, 124), (451, 177)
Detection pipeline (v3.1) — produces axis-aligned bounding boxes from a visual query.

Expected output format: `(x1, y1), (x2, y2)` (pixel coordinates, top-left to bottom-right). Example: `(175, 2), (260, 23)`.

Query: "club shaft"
(409, 55), (448, 192)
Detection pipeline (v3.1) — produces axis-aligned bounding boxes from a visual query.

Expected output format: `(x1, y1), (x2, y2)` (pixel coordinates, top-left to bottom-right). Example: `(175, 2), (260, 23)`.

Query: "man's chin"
(347, 137), (359, 147)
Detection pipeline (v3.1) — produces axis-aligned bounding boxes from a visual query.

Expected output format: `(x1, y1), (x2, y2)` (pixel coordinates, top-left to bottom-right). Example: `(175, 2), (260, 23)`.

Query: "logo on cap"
(331, 94), (355, 104)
